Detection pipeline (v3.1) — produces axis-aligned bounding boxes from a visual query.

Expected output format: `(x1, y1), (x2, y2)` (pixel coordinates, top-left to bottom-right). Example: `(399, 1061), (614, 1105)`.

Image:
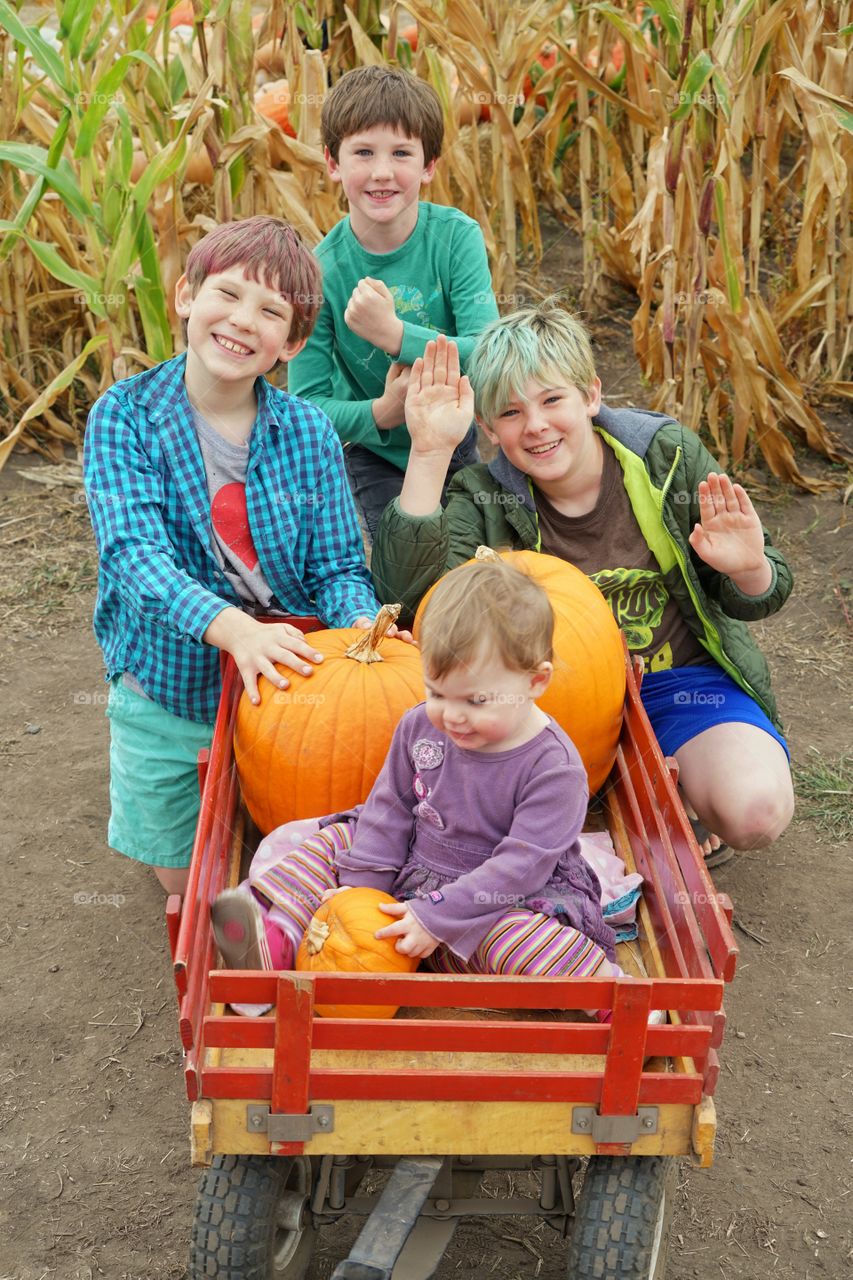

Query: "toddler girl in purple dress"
(213, 559), (658, 1021)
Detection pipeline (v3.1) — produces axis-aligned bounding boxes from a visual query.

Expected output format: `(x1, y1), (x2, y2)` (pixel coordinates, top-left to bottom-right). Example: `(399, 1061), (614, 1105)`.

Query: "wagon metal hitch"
(330, 1155), (444, 1280)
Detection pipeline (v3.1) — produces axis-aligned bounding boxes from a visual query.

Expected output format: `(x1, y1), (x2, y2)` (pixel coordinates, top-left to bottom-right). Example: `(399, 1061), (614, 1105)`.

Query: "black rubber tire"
(189, 1153), (315, 1279)
(565, 1156), (675, 1279)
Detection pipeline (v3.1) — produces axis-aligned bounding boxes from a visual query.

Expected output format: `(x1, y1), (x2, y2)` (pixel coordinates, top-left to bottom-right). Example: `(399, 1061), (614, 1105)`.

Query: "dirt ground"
(1, 222), (851, 1280)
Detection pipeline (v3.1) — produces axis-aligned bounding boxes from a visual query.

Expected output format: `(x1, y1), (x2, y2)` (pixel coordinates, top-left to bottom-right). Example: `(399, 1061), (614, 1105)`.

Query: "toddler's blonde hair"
(418, 559), (554, 679)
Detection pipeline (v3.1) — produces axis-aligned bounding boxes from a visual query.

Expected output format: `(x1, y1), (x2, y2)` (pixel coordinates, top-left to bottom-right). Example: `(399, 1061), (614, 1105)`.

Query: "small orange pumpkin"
(415, 549), (626, 793)
(295, 888), (418, 1018)
(234, 607), (424, 835)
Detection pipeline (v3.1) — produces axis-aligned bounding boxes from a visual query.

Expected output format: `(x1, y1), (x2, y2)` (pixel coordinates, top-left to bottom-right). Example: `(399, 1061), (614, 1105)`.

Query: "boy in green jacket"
(288, 65), (498, 540)
(371, 308), (795, 863)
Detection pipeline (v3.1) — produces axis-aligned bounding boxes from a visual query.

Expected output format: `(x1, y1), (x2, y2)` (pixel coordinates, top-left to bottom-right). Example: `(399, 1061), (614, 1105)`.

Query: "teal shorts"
(106, 677), (215, 869)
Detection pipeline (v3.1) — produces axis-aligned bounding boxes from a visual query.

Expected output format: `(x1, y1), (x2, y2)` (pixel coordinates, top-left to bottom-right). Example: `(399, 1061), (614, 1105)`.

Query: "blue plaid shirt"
(84, 355), (380, 723)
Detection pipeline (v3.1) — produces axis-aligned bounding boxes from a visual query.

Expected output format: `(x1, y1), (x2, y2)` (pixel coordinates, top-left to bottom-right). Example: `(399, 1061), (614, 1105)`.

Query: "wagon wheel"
(189, 1153), (315, 1279)
(566, 1156), (676, 1279)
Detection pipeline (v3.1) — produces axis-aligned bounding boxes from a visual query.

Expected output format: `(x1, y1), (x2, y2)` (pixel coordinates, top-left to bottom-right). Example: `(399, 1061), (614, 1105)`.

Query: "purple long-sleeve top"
(330, 704), (615, 962)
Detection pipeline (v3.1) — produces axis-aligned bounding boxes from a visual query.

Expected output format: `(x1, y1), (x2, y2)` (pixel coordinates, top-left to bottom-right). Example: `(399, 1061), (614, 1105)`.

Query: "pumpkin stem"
(344, 603), (402, 664)
(475, 546), (501, 563)
(305, 917), (330, 957)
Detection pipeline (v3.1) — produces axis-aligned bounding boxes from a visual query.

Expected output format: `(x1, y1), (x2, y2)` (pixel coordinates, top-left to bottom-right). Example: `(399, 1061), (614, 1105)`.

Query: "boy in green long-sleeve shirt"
(288, 65), (498, 540)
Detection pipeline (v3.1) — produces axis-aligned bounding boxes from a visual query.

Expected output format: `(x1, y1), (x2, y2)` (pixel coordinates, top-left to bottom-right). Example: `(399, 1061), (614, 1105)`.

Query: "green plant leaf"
(0, 143), (94, 226)
(645, 0), (682, 44)
(74, 52), (169, 158)
(671, 51), (715, 121)
(23, 237), (107, 317)
(59, 0), (101, 59)
(0, 0), (71, 92)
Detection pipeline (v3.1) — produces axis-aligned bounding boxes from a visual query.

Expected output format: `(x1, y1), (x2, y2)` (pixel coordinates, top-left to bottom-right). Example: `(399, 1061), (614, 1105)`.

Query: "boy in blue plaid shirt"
(84, 216), (390, 896)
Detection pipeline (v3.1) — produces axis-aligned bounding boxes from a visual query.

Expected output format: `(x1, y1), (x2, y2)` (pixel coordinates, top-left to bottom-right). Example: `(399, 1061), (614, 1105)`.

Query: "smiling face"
(480, 376), (604, 504)
(424, 649), (552, 754)
(175, 266), (306, 409)
(325, 124), (436, 250)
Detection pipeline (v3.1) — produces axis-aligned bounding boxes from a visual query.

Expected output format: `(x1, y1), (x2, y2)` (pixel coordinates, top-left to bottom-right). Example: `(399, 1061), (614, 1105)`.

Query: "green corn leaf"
(590, 3), (657, 53)
(24, 237), (108, 318)
(711, 69), (731, 122)
(81, 7), (115, 63)
(833, 104), (853, 133)
(75, 52), (169, 158)
(46, 109), (72, 166)
(671, 51), (715, 121)
(169, 53), (188, 101)
(113, 104), (135, 187)
(0, 0), (71, 93)
(714, 181), (741, 314)
(0, 180), (44, 257)
(59, 0), (101, 60)
(134, 278), (173, 364)
(645, 0), (682, 45)
(0, 143), (94, 226)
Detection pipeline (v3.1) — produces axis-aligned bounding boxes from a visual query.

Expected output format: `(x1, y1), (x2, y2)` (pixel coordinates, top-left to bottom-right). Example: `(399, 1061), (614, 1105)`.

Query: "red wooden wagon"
(169, 617), (738, 1280)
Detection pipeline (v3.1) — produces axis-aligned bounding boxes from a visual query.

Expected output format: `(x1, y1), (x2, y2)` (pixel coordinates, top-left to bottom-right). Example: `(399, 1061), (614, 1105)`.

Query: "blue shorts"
(640, 666), (789, 759)
(106, 678), (215, 868)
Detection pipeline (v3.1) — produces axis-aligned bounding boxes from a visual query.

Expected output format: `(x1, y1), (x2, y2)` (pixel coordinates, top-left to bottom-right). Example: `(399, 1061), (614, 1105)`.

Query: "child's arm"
(288, 301), (411, 448)
(345, 220), (498, 370)
(369, 337), (487, 620)
(84, 390), (327, 705)
(679, 433), (793, 617)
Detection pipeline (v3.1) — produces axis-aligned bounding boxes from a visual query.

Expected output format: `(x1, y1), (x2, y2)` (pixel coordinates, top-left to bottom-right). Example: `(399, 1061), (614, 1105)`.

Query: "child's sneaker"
(211, 889), (293, 1017)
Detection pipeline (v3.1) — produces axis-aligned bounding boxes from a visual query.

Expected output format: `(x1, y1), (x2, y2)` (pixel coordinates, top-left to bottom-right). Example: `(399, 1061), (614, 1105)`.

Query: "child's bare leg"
(674, 722), (793, 851)
(155, 865), (190, 896)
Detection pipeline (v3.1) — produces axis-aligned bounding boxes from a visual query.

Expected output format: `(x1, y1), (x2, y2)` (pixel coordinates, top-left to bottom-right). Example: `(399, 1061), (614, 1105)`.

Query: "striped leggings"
(250, 821), (616, 981)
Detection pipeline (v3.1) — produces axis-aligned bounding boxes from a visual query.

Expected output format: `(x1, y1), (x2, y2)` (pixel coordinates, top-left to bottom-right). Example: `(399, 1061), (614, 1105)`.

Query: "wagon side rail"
(171, 615), (323, 1098)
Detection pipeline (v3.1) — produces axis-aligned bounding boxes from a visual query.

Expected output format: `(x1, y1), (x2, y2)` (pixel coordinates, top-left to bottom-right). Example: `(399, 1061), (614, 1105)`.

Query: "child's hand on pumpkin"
(688, 474), (772, 595)
(203, 608), (324, 705)
(320, 886), (352, 904)
(405, 336), (474, 457)
(375, 902), (439, 959)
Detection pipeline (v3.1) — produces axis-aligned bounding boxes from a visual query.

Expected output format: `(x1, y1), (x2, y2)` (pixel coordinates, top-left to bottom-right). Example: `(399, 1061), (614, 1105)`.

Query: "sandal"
(689, 818), (735, 869)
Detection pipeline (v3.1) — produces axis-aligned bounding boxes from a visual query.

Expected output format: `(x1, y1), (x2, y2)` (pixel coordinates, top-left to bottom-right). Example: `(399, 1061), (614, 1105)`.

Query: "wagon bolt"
(576, 1118), (589, 1130)
(317, 1115), (330, 1128)
(642, 1117), (654, 1129)
(251, 1114), (263, 1128)
(435, 1198), (451, 1212)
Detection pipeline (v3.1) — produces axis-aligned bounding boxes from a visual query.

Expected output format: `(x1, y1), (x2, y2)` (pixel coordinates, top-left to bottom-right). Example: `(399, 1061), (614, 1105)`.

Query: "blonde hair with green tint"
(468, 302), (597, 425)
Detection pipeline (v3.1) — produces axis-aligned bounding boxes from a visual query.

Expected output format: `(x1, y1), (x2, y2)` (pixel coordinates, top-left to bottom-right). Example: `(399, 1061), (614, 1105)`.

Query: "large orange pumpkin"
(414, 550), (626, 793)
(234, 608), (424, 835)
(295, 888), (418, 1018)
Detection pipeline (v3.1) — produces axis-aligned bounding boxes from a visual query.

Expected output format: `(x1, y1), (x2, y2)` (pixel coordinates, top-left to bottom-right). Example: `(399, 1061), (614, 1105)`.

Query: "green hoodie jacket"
(371, 405), (793, 728)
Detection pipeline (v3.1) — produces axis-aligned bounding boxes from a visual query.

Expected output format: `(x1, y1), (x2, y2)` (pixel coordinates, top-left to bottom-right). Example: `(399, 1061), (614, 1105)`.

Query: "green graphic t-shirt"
(535, 443), (709, 672)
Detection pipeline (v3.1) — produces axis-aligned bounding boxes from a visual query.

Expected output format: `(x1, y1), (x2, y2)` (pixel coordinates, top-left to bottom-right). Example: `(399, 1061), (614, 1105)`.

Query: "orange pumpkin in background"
(414, 549), (626, 793)
(296, 888), (419, 1018)
(255, 79), (297, 138)
(234, 607), (424, 835)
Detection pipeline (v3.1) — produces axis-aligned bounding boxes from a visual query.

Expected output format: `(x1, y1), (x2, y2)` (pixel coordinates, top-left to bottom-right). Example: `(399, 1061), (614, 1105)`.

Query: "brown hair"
(183, 216), (323, 344)
(321, 65), (444, 164)
(418, 559), (554, 679)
